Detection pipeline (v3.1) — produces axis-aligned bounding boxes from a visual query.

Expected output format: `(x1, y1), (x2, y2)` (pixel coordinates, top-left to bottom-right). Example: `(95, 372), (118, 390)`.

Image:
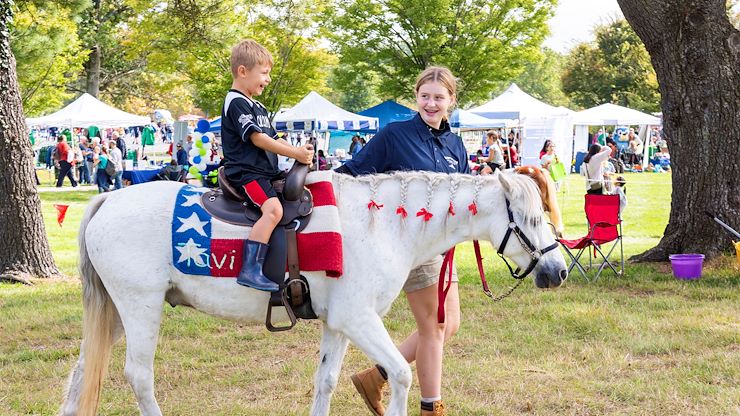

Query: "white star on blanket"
(175, 238), (208, 267)
(181, 193), (203, 207)
(176, 212), (208, 236)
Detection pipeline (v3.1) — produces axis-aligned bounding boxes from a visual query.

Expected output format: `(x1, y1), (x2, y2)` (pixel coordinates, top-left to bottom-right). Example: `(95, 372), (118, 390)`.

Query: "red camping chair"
(558, 194), (624, 281)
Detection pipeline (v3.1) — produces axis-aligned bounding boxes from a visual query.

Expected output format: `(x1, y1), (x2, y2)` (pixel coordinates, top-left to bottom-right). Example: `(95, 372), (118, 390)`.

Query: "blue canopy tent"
(358, 100), (416, 133)
(208, 117), (221, 133)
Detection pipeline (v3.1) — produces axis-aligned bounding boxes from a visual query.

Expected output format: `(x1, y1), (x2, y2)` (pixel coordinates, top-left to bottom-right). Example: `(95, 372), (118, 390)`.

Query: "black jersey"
(221, 89), (280, 186)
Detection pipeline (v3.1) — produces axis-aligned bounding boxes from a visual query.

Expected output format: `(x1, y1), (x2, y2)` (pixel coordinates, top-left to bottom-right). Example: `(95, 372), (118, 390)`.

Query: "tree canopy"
(561, 19), (660, 112)
(326, 0), (556, 106)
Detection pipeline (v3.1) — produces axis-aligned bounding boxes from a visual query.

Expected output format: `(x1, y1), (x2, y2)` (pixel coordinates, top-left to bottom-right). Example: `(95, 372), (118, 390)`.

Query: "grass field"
(1, 173), (738, 415)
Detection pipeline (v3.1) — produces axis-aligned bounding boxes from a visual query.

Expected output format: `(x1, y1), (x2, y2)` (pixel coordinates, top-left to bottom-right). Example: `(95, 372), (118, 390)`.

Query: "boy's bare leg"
(237, 197), (283, 291)
(250, 197), (283, 243)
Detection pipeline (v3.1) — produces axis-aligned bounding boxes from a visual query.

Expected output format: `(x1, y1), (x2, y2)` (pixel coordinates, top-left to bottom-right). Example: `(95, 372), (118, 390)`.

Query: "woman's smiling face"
(416, 81), (455, 129)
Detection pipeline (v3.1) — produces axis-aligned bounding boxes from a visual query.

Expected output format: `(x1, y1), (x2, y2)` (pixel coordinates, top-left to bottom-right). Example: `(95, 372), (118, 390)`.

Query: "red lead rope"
(437, 241), (490, 323)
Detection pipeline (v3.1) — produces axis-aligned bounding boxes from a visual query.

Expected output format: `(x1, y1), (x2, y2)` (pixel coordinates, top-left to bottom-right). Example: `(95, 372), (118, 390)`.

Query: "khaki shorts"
(403, 254), (458, 293)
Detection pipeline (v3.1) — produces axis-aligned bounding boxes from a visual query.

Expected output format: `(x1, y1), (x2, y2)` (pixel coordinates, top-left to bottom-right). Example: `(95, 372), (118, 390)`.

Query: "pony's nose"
(559, 269), (568, 282)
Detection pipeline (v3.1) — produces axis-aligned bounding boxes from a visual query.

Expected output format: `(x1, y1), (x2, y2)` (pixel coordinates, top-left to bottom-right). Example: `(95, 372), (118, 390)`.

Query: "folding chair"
(558, 194), (624, 281)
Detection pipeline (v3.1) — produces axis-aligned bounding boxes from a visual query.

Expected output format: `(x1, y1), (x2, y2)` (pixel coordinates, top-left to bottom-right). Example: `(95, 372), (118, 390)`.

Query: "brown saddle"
(200, 165), (313, 232)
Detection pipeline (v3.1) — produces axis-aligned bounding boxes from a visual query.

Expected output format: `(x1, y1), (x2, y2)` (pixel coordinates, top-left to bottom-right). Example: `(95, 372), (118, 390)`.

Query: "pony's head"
(489, 172), (568, 288)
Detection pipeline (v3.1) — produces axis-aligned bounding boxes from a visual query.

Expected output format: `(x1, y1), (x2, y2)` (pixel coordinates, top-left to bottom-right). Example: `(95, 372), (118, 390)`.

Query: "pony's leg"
(310, 326), (349, 416)
(335, 312), (412, 416)
(59, 320), (124, 416)
(115, 292), (167, 416)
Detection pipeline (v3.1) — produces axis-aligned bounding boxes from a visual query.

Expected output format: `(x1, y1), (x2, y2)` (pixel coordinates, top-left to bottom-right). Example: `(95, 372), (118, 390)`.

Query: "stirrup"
(265, 286), (298, 332)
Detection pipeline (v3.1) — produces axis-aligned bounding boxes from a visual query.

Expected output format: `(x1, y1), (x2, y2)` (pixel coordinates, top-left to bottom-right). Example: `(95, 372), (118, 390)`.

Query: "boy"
(222, 39), (314, 291)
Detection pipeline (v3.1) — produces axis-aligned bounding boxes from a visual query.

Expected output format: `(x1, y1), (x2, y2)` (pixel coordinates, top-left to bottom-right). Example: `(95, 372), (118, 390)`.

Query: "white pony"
(60, 170), (567, 416)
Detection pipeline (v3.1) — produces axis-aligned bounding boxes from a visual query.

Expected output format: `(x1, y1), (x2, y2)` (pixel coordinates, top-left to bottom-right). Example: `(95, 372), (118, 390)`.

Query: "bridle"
(437, 197), (560, 323)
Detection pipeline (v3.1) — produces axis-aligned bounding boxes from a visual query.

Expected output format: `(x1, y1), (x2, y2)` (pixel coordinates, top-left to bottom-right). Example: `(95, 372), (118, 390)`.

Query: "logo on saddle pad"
(171, 182), (344, 278)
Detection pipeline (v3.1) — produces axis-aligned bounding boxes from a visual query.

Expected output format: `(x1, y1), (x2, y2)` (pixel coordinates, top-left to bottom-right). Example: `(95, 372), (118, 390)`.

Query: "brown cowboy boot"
(420, 400), (446, 416)
(350, 366), (387, 416)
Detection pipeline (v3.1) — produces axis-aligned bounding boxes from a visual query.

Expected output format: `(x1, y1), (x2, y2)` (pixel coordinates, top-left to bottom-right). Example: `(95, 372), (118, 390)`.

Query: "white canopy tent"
(274, 91), (379, 132)
(26, 93), (151, 129)
(468, 84), (574, 170)
(450, 109), (519, 156)
(572, 103), (661, 168)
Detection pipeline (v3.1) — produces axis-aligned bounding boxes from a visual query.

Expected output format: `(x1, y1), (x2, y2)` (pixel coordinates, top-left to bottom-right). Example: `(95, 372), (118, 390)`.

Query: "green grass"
(1, 173), (738, 415)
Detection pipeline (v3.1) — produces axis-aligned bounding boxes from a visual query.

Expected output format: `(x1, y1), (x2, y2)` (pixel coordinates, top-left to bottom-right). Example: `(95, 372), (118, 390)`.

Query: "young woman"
(581, 143), (612, 194)
(336, 66), (468, 416)
(92, 146), (111, 193)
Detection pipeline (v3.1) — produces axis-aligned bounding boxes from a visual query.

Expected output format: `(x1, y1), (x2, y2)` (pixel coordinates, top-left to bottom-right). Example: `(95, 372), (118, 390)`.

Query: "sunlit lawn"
(1, 172), (738, 415)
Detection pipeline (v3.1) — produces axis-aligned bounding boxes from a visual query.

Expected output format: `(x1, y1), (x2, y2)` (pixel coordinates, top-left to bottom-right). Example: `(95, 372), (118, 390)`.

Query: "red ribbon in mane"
(448, 202), (456, 216)
(367, 200), (384, 210)
(468, 202), (478, 215)
(396, 205), (408, 218)
(416, 208), (433, 221)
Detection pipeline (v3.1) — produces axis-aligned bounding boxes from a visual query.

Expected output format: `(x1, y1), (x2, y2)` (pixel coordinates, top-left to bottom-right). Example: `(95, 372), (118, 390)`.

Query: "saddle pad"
(171, 171), (343, 278)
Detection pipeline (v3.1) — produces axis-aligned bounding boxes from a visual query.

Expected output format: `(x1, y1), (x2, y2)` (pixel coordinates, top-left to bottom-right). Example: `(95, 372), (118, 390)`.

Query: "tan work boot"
(420, 400), (446, 416)
(350, 366), (387, 416)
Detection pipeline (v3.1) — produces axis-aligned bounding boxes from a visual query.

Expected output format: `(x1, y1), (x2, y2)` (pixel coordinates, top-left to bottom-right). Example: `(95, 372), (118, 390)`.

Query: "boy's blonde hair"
(230, 39), (273, 77)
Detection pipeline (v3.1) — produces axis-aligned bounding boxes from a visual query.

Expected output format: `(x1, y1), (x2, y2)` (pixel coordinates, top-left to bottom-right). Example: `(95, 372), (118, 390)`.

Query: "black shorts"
(241, 178), (278, 207)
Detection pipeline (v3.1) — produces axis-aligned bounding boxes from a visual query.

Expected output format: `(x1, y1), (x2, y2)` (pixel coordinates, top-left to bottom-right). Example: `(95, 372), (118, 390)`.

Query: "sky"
(544, 0), (624, 53)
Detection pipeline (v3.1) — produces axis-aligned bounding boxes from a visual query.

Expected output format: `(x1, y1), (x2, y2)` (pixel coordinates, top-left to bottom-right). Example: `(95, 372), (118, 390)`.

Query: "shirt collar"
(413, 113), (452, 146)
(229, 89), (266, 110)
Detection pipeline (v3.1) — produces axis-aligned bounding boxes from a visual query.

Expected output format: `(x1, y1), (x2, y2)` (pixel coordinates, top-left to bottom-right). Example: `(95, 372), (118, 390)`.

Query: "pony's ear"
(498, 172), (516, 199)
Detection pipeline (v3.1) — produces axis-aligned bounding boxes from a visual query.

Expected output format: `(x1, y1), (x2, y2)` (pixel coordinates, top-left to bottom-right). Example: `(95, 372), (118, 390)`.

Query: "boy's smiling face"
(235, 62), (272, 98)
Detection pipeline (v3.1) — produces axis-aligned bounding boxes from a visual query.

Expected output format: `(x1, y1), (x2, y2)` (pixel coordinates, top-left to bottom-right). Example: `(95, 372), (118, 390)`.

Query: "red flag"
(54, 204), (69, 227)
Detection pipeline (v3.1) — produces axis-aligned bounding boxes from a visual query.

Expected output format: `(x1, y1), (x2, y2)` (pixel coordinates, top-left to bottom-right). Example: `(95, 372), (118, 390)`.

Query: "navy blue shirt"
(221, 89), (280, 186)
(341, 114), (471, 176)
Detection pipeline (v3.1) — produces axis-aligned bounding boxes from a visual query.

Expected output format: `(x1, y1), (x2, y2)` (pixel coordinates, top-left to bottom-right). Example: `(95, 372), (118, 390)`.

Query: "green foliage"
(326, 62), (380, 113)
(10, 2), (88, 116)
(561, 19), (660, 112)
(130, 0), (334, 115)
(492, 47), (570, 108)
(327, 0), (555, 106)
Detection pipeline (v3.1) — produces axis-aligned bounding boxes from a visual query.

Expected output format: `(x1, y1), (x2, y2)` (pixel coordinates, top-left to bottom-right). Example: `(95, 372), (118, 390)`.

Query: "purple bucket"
(669, 254), (705, 280)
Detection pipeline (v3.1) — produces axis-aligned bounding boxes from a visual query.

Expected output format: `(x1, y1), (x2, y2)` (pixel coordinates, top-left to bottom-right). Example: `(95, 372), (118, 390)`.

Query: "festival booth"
(358, 100), (416, 133)
(571, 103), (661, 169)
(450, 109), (518, 156)
(273, 91), (379, 154)
(27, 93), (150, 130)
(468, 84), (574, 171)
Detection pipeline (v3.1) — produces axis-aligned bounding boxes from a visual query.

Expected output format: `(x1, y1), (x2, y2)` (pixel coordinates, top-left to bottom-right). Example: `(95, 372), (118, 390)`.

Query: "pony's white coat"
(60, 170), (567, 416)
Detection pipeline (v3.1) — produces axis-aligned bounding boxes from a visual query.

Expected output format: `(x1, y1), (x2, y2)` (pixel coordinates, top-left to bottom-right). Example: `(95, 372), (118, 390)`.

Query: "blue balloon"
(193, 155), (202, 165)
(201, 135), (210, 144)
(196, 119), (210, 134)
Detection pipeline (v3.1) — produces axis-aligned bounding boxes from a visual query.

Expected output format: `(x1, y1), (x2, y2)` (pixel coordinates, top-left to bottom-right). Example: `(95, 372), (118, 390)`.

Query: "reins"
(437, 198), (560, 323)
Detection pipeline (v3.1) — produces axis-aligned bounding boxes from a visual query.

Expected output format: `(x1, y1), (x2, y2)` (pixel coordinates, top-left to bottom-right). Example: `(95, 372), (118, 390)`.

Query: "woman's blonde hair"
(414, 66), (457, 97)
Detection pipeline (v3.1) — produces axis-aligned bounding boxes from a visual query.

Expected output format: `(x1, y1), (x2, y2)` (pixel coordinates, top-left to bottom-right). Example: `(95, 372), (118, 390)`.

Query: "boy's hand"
(294, 144), (314, 165)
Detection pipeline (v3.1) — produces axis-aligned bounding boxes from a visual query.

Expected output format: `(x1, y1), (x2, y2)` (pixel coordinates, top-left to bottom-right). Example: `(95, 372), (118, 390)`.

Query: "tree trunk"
(85, 44), (101, 97)
(0, 2), (60, 283)
(617, 0), (740, 261)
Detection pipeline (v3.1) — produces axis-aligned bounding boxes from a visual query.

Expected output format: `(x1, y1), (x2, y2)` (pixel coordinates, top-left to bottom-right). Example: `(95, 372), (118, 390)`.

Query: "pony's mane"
(333, 170), (544, 224)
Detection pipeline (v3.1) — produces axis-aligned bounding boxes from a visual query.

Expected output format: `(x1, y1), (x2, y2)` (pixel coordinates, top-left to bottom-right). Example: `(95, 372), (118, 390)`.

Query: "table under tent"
(467, 83), (574, 171)
(273, 91), (379, 157)
(571, 103), (661, 171)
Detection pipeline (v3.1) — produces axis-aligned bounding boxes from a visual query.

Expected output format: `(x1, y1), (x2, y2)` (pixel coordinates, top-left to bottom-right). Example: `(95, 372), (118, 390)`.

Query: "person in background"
(108, 140), (124, 190)
(317, 149), (328, 170)
(349, 135), (359, 155)
(176, 143), (189, 170)
(113, 131), (127, 161)
(539, 139), (554, 160)
(613, 175), (627, 214)
(351, 135), (364, 158)
(581, 144), (612, 194)
(79, 137), (93, 184)
(339, 66), (469, 416)
(502, 143), (518, 168)
(54, 136), (78, 188)
(92, 146), (110, 193)
(480, 130), (504, 172)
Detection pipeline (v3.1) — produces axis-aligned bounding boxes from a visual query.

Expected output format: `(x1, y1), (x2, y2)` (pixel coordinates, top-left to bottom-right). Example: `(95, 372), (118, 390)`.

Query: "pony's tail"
(76, 193), (118, 416)
(545, 175), (564, 236)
